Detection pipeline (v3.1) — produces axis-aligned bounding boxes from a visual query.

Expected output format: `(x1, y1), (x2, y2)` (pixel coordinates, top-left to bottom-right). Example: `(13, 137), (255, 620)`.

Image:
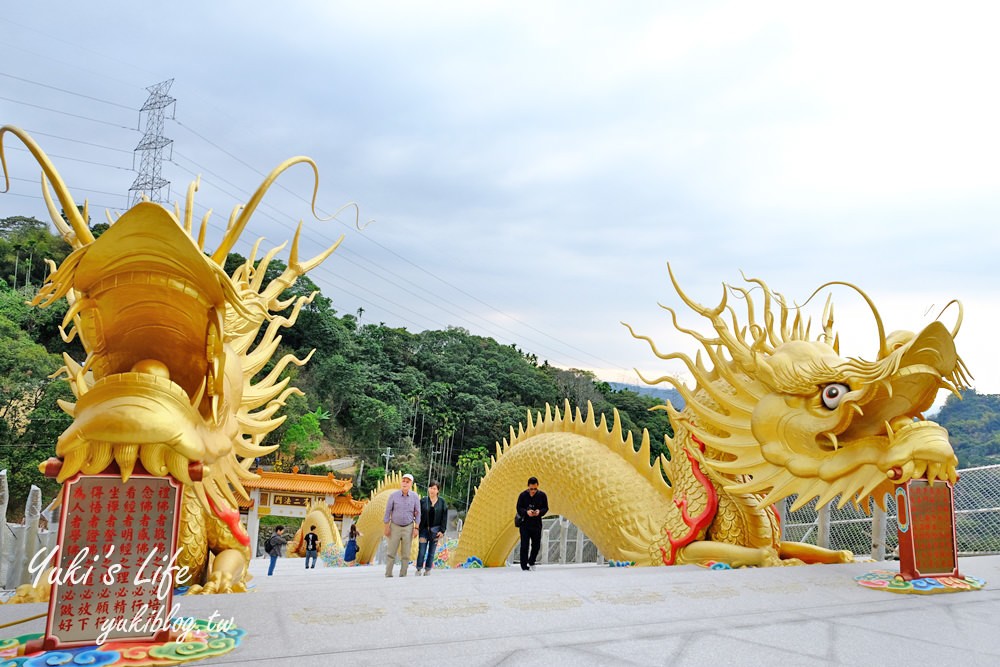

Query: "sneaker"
(415, 570), (423, 576)
(385, 574), (393, 578)
(423, 569), (431, 576)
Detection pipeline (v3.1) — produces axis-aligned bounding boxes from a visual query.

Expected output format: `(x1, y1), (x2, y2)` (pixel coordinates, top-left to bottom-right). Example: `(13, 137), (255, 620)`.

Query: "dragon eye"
(821, 383), (850, 409)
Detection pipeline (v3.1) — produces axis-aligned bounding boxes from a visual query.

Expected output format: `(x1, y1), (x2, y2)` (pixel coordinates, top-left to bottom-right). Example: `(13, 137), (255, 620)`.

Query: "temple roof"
(330, 494), (367, 516)
(242, 469), (354, 495)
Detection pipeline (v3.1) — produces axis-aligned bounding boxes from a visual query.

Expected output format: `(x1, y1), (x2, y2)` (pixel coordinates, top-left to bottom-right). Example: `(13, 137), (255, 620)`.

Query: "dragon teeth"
(57, 447), (87, 483)
(114, 443), (139, 481)
(139, 443), (169, 476)
(81, 441), (112, 475)
(166, 451), (193, 485)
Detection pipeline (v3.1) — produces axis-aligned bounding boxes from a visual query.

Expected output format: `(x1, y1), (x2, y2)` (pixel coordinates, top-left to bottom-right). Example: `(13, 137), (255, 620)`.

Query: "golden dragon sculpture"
(453, 267), (969, 567)
(1, 125), (341, 596)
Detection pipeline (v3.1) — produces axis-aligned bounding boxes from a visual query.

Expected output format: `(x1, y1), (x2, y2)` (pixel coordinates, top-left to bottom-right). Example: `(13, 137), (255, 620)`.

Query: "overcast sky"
(2, 1), (998, 399)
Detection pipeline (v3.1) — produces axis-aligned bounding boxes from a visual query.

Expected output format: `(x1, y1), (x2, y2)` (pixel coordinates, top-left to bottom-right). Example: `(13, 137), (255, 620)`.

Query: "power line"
(0, 17), (158, 82)
(7, 175), (127, 200)
(3, 42), (145, 91)
(168, 167), (593, 363)
(3, 145), (133, 172)
(3, 82), (628, 373)
(1, 190), (123, 212)
(0, 72), (137, 111)
(21, 129), (133, 154)
(167, 150), (623, 370)
(168, 186), (447, 332)
(0, 95), (137, 131)
(171, 120), (626, 372)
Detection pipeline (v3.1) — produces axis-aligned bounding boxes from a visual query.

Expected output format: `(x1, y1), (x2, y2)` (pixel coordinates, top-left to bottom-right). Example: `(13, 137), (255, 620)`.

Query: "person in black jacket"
(265, 526), (288, 576)
(515, 477), (548, 571)
(416, 480), (448, 576)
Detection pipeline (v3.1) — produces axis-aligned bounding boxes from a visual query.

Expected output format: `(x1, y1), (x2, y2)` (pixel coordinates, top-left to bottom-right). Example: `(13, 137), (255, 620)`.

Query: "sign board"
(896, 478), (959, 580)
(39, 473), (182, 649)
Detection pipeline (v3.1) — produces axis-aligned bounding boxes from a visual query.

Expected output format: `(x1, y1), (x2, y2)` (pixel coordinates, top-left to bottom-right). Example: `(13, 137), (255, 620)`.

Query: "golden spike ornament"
(1, 125), (342, 594)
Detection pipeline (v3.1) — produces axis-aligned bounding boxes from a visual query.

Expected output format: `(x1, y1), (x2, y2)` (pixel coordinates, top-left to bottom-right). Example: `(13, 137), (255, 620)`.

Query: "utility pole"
(428, 447), (441, 487)
(466, 471), (473, 511)
(381, 447), (394, 471)
(128, 79), (176, 206)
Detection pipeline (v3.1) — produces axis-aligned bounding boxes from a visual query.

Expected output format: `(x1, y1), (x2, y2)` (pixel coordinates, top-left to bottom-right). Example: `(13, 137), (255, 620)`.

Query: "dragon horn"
(804, 280), (888, 360)
(1, 126), (94, 249)
(667, 263), (756, 370)
(210, 156), (324, 265)
(934, 299), (964, 340)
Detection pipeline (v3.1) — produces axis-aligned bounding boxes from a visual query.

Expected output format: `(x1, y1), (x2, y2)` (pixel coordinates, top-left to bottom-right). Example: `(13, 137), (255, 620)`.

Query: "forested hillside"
(0, 216), (678, 514)
(935, 389), (1000, 467)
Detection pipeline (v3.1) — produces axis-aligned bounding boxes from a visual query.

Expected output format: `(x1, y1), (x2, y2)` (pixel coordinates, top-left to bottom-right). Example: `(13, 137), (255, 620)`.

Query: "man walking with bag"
(383, 473), (421, 577)
(265, 525), (288, 576)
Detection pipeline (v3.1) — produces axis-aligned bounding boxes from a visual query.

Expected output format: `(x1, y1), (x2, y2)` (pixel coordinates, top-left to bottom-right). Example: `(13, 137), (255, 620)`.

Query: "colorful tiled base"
(321, 537), (461, 569)
(697, 561), (733, 570)
(0, 618), (243, 666)
(855, 570), (986, 594)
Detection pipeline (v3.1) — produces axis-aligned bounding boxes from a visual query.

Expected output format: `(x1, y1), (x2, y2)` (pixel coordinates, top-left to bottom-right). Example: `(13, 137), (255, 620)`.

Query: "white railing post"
(871, 503), (887, 560)
(558, 517), (568, 564)
(778, 497), (787, 541)
(6, 485), (41, 589)
(817, 502), (830, 550)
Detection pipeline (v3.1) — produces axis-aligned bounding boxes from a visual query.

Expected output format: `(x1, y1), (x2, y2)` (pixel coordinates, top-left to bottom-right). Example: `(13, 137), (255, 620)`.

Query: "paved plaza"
(1, 555), (998, 665)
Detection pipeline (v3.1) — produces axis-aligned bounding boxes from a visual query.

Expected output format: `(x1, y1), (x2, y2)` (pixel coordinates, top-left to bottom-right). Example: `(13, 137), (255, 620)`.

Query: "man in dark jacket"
(515, 477), (548, 571)
(265, 526), (288, 576)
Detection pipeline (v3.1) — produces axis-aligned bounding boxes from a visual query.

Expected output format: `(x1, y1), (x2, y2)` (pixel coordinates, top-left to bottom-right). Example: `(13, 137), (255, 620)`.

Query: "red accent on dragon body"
(659, 436), (718, 565)
(205, 492), (250, 546)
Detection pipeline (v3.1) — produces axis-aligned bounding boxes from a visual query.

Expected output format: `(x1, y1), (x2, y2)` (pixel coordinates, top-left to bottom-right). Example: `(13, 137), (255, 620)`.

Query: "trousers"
(519, 524), (542, 570)
(385, 522), (415, 577)
(416, 526), (441, 570)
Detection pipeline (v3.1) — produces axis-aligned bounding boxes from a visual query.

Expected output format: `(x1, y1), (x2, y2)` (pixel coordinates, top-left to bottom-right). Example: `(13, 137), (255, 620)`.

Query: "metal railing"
(512, 464), (1000, 565)
(782, 463), (1000, 558)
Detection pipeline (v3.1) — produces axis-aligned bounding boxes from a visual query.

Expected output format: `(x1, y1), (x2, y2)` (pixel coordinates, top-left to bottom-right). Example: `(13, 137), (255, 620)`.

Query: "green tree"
(282, 406), (330, 463)
(935, 389), (1000, 466)
(0, 285), (68, 513)
(454, 446), (490, 511)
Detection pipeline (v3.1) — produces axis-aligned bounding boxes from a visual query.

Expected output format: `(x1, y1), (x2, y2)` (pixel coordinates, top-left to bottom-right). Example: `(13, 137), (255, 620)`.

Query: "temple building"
(238, 469), (367, 553)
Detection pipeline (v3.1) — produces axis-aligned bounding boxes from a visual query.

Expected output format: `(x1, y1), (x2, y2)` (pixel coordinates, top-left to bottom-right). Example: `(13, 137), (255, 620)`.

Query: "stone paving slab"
(1, 555), (998, 665)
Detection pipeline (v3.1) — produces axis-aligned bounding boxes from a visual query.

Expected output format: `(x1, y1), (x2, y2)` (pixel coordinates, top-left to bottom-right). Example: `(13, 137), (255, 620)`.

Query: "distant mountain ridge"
(608, 382), (685, 410)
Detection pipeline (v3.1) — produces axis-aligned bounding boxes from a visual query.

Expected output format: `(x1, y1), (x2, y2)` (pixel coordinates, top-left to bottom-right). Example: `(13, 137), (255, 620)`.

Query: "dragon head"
(1, 125), (341, 545)
(626, 266), (971, 513)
